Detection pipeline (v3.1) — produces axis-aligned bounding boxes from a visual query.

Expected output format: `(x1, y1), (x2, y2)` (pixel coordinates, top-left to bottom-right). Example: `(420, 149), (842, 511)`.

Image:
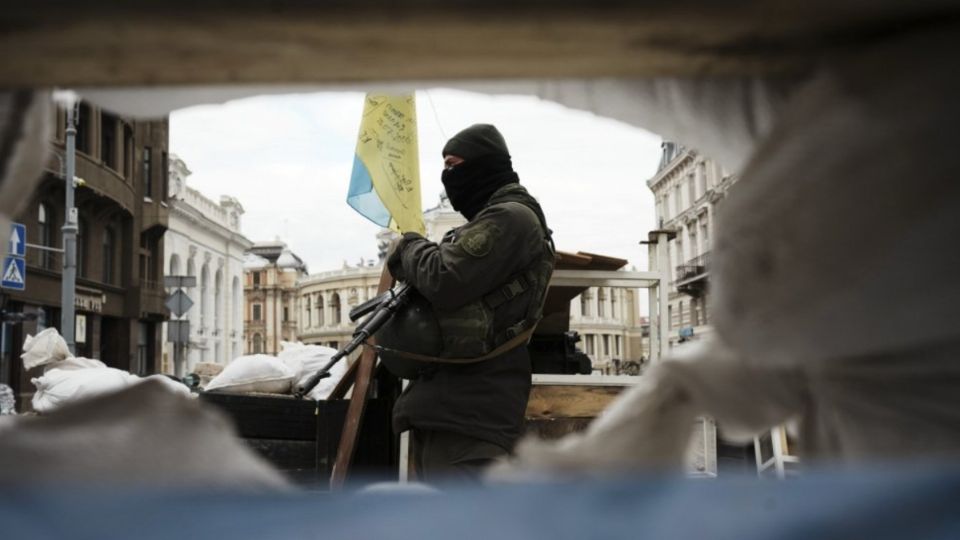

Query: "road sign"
(167, 320), (190, 343)
(164, 275), (197, 289)
(1, 257), (25, 290)
(165, 289), (194, 317)
(8, 223), (25, 258)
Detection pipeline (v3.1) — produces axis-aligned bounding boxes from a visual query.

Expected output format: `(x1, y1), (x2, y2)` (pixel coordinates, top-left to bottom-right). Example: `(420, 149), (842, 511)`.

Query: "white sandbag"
(43, 356), (107, 373)
(142, 375), (194, 398)
(20, 328), (71, 370)
(0, 379), (289, 490)
(204, 354), (295, 395)
(278, 342), (344, 399)
(31, 367), (141, 413)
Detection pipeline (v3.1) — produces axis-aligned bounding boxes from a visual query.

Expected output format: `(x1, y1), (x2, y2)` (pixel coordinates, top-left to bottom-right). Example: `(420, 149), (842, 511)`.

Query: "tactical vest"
(377, 187), (555, 377)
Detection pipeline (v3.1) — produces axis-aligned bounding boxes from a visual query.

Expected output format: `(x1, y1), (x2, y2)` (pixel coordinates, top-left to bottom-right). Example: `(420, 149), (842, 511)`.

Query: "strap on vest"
(483, 270), (534, 309)
(372, 324), (537, 365)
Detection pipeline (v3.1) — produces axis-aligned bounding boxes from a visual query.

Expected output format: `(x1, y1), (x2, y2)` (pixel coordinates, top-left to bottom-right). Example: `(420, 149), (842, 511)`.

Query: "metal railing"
(674, 251), (710, 284)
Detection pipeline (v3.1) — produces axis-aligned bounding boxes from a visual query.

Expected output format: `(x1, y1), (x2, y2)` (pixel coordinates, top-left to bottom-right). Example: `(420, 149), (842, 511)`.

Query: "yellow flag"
(347, 93), (425, 234)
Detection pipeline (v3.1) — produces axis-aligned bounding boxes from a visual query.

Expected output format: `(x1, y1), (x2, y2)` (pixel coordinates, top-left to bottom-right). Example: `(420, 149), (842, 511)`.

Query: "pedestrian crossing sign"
(1, 256), (26, 290)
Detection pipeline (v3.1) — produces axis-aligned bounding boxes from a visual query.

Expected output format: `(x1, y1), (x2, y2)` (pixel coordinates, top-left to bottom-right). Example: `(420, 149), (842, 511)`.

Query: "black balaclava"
(441, 124), (519, 220)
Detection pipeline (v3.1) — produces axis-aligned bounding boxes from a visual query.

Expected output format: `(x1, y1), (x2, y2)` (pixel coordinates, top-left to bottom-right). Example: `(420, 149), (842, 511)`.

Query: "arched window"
(103, 227), (116, 284)
(214, 269), (223, 332)
(169, 253), (180, 277)
(305, 296), (312, 327)
(316, 295), (324, 327)
(252, 333), (263, 354)
(200, 264), (210, 331)
(331, 293), (341, 325)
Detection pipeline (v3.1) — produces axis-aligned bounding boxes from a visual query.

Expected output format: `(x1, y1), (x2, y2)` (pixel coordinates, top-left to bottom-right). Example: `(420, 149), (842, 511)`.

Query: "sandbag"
(142, 374), (194, 398)
(20, 328), (71, 370)
(43, 356), (107, 372)
(278, 342), (344, 400)
(0, 379), (289, 490)
(204, 354), (295, 395)
(31, 367), (141, 413)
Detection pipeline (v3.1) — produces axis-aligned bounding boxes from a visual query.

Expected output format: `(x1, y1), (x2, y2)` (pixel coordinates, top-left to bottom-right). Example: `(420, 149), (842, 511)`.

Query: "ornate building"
(297, 261), (381, 353)
(646, 142), (737, 349)
(569, 286), (648, 374)
(243, 241), (306, 355)
(1, 101), (169, 409)
(162, 154), (251, 375)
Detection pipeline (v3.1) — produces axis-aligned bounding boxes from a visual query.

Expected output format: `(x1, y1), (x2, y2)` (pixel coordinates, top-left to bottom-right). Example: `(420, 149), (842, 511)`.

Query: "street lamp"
(60, 99), (79, 354)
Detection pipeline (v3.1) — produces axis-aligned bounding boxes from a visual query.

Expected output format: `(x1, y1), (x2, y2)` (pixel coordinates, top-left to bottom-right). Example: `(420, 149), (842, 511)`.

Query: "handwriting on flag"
(349, 93), (424, 234)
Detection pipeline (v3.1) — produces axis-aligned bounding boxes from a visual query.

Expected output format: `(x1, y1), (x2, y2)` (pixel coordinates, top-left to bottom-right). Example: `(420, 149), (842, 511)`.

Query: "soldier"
(386, 124), (555, 482)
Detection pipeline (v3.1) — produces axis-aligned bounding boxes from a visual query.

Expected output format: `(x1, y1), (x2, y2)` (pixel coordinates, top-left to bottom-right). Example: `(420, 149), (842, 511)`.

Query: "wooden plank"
(525, 385), (625, 420)
(3, 2), (954, 86)
(329, 266), (395, 490)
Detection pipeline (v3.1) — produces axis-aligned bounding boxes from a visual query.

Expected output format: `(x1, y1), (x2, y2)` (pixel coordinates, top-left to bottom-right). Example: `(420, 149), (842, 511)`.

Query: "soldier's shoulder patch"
(457, 223), (500, 258)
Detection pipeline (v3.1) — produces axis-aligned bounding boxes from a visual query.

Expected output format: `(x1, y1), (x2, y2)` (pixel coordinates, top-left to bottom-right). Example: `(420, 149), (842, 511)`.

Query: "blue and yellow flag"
(347, 93), (425, 234)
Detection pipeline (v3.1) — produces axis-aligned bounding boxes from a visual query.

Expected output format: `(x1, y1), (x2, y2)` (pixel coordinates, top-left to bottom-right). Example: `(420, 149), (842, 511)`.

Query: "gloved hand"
(386, 232), (424, 281)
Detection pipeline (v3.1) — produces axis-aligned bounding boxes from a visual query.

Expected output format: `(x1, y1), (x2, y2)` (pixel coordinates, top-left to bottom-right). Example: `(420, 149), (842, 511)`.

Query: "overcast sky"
(170, 89), (662, 274)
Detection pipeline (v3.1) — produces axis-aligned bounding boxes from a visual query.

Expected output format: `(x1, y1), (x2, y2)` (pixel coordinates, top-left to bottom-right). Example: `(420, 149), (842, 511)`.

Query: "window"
(676, 236), (684, 267)
(610, 289), (617, 318)
(142, 147), (153, 199)
(331, 293), (341, 325)
(603, 335), (610, 356)
(305, 297), (311, 326)
(678, 300), (684, 328)
(76, 103), (92, 155)
(102, 227), (115, 284)
(76, 217), (86, 278)
(161, 151), (169, 201)
(585, 334), (595, 357)
(317, 296), (325, 326)
(615, 335), (621, 357)
(580, 291), (589, 317)
(123, 125), (134, 180)
(100, 112), (118, 170)
(698, 162), (708, 195)
(701, 219), (710, 249)
(37, 202), (53, 269)
(674, 183), (682, 215)
(283, 306), (289, 322)
(252, 333), (263, 354)
(668, 305), (674, 330)
(688, 173), (696, 204)
(252, 271), (261, 287)
(598, 288), (606, 318)
(252, 304), (262, 321)
(689, 227), (698, 259)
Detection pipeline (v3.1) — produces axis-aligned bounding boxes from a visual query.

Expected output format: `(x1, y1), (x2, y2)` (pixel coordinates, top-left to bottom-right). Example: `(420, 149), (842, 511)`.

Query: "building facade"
(297, 262), (381, 352)
(162, 154), (251, 375)
(646, 142), (736, 349)
(0, 101), (169, 409)
(243, 241), (306, 355)
(569, 286), (648, 374)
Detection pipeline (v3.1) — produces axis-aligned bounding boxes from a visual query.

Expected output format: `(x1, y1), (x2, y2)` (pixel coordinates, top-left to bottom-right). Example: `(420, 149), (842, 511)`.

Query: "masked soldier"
(385, 124), (555, 482)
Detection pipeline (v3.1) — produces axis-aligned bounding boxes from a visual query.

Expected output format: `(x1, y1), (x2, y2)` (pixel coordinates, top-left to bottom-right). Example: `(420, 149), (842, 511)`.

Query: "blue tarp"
(2, 466), (958, 540)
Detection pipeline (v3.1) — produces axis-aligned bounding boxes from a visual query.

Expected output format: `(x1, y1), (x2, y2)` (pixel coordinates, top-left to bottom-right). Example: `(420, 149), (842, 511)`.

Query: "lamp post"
(60, 101), (78, 354)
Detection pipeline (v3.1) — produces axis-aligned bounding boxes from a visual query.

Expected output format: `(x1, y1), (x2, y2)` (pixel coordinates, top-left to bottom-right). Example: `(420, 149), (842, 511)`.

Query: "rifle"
(293, 283), (412, 399)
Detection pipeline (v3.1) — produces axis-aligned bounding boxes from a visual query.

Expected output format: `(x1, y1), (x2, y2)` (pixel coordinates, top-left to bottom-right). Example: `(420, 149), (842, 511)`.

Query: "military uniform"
(387, 181), (554, 481)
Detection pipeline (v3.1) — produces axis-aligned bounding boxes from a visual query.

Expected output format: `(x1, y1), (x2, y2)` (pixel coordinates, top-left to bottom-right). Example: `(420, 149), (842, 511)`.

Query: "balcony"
(140, 278), (167, 316)
(674, 251), (709, 297)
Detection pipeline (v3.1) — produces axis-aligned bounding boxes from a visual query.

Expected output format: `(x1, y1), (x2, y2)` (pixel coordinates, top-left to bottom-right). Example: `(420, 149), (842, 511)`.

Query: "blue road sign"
(8, 223), (25, 258)
(1, 256), (26, 290)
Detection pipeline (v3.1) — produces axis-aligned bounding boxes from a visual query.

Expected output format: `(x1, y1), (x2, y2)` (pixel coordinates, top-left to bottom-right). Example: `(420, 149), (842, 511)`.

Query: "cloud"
(170, 88), (661, 276)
